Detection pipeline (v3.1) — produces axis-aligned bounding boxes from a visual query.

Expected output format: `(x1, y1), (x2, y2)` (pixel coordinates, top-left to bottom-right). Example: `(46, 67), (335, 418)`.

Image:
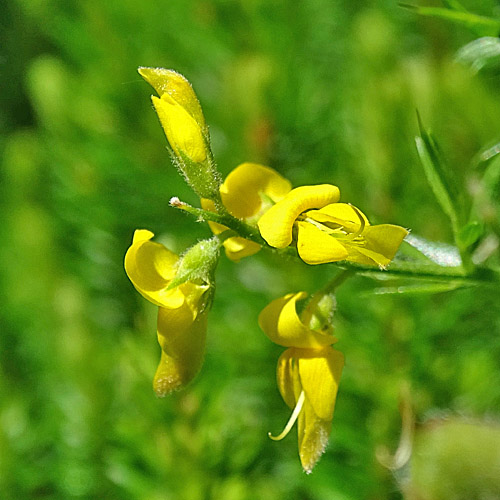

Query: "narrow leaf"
(415, 113), (463, 235)
(403, 234), (463, 268)
(372, 281), (468, 295)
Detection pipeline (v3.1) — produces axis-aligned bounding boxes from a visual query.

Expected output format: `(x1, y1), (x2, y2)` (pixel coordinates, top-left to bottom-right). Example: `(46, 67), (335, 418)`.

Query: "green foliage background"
(2, 0), (500, 499)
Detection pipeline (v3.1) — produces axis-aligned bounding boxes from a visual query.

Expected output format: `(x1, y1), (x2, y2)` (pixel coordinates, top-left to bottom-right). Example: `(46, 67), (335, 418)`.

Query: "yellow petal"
(153, 307), (208, 397)
(259, 292), (336, 348)
(306, 202), (370, 233)
(297, 221), (349, 265)
(152, 95), (206, 163)
(258, 184), (340, 248)
(340, 224), (407, 267)
(124, 229), (185, 308)
(220, 163), (292, 219)
(363, 224), (408, 261)
(297, 347), (344, 421)
(138, 67), (205, 128)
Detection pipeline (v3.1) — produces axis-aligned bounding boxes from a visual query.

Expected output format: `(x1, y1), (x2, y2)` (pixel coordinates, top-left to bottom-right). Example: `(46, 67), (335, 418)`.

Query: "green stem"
(338, 261), (498, 286)
(318, 269), (355, 295)
(170, 198), (499, 287)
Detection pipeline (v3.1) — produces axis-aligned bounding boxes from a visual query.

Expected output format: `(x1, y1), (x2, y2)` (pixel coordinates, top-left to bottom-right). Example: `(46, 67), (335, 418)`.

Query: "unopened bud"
(169, 237), (220, 289)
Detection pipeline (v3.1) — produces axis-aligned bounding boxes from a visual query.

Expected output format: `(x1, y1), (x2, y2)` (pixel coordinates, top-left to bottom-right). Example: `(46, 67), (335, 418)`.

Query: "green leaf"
(415, 113), (464, 237)
(400, 234), (463, 269)
(399, 4), (500, 37)
(456, 37), (500, 73)
(458, 221), (484, 249)
(371, 281), (468, 295)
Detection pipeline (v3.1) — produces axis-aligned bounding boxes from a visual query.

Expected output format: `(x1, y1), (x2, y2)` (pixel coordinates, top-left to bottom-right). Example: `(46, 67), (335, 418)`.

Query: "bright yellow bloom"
(258, 185), (408, 267)
(259, 291), (342, 472)
(139, 67), (207, 164)
(274, 346), (344, 473)
(125, 229), (209, 396)
(203, 162), (292, 261)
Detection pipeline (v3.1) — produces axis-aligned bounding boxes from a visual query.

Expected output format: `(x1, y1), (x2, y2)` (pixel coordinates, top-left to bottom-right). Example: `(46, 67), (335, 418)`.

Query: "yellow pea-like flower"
(125, 229), (209, 396)
(272, 346), (344, 474)
(258, 184), (408, 267)
(260, 290), (342, 472)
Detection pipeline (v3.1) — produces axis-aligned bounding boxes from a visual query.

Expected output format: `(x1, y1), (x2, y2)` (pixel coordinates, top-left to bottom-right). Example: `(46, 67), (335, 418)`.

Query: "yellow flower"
(139, 67), (207, 163)
(258, 185), (408, 267)
(202, 162), (292, 261)
(273, 346), (344, 473)
(125, 229), (209, 396)
(259, 291), (343, 472)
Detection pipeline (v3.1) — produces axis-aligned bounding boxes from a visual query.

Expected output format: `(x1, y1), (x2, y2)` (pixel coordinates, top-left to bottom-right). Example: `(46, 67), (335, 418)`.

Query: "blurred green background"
(2, 0), (500, 499)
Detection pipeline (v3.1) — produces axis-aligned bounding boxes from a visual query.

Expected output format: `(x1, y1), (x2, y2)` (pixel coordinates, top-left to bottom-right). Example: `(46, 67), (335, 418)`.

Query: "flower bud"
(138, 67), (221, 200)
(168, 237), (220, 290)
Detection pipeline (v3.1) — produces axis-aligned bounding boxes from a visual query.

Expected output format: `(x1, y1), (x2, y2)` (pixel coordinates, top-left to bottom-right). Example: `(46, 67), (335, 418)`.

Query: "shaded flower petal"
(220, 163), (292, 219)
(259, 292), (336, 348)
(153, 307), (208, 397)
(222, 237), (261, 261)
(258, 184), (340, 248)
(297, 221), (349, 265)
(276, 348), (298, 410)
(306, 202), (369, 233)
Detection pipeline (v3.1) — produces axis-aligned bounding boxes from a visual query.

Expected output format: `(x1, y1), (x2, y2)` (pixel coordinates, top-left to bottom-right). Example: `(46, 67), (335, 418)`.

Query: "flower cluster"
(259, 292), (344, 473)
(125, 67), (410, 473)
